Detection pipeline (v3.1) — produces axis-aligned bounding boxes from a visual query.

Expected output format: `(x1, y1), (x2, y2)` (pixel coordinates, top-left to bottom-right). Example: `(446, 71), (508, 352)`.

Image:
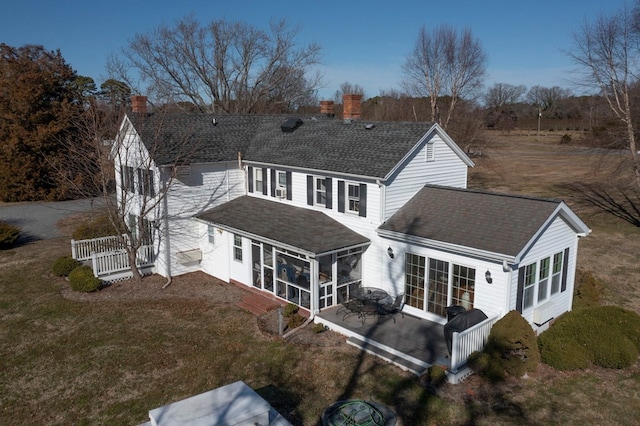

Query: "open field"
(1, 131), (640, 425)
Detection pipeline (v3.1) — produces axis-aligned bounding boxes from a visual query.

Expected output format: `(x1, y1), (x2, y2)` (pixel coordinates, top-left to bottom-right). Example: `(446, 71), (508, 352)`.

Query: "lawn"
(1, 130), (640, 425)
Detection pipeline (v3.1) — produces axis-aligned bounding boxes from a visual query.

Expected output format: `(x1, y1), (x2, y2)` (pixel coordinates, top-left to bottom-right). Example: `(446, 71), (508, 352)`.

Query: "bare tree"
(333, 82), (366, 103)
(402, 25), (487, 129)
(569, 4), (640, 191)
(484, 83), (527, 110)
(107, 16), (322, 113)
(56, 103), (211, 282)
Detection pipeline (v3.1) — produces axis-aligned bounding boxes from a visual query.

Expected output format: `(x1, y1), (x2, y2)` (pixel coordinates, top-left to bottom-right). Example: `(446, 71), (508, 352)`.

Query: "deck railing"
(450, 313), (500, 373)
(71, 235), (155, 279)
(90, 245), (155, 277)
(71, 235), (127, 261)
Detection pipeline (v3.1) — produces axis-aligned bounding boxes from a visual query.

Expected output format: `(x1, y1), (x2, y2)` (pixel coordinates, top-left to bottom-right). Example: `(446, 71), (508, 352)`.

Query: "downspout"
(161, 170), (173, 289)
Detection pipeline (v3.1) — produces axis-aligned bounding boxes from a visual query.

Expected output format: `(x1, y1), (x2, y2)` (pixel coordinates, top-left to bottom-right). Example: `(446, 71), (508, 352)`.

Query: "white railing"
(450, 313), (500, 373)
(91, 245), (155, 277)
(71, 235), (127, 261)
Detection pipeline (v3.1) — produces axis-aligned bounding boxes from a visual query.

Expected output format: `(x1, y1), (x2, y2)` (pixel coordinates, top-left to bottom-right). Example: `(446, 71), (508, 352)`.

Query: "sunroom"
(195, 196), (370, 313)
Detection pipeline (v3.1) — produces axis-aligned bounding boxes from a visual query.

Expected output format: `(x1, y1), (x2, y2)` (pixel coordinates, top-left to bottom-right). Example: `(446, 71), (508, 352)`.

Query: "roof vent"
(343, 118), (354, 125)
(212, 118), (218, 126)
(281, 117), (303, 133)
(365, 123), (375, 130)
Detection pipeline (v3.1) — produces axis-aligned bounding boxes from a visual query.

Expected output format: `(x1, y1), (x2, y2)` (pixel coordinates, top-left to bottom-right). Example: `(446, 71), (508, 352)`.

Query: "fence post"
(91, 252), (99, 277)
(71, 239), (77, 259)
(450, 332), (460, 373)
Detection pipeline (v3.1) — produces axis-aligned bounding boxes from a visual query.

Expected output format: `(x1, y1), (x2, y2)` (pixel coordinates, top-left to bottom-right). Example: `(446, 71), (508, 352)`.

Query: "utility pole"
(537, 107), (541, 142)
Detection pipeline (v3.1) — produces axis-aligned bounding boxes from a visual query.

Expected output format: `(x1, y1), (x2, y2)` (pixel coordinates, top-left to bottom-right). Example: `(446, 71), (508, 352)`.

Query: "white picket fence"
(71, 235), (155, 280)
(450, 313), (500, 373)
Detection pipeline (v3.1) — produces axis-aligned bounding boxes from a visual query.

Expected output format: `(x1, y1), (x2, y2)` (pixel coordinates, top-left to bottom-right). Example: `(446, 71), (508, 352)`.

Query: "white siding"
(384, 134), (468, 220)
(156, 162), (245, 278)
(380, 241), (506, 324)
(200, 224), (231, 282)
(509, 215), (582, 331)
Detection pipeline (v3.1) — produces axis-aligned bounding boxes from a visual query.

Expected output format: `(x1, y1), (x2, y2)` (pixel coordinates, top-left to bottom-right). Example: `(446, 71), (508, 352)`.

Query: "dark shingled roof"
(196, 196), (370, 255)
(127, 112), (436, 178)
(379, 185), (565, 258)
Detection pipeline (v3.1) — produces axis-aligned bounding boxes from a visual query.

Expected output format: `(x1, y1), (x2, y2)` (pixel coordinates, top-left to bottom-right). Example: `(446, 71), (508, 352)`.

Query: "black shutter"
(286, 171), (292, 200)
(270, 169), (276, 197)
(149, 171), (155, 197)
(306, 175), (313, 205)
(516, 267), (525, 313)
(262, 168), (268, 195)
(325, 177), (332, 209)
(561, 248), (570, 292)
(248, 167), (254, 193)
(359, 183), (367, 217)
(338, 181), (345, 213)
(137, 168), (143, 195)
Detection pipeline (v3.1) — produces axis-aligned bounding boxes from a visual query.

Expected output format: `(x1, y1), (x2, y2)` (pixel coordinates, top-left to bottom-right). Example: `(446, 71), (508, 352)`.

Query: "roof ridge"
(423, 184), (562, 204)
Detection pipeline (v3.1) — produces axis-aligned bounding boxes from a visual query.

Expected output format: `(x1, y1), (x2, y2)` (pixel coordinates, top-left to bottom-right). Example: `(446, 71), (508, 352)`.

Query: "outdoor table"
(352, 287), (391, 322)
(353, 287), (390, 303)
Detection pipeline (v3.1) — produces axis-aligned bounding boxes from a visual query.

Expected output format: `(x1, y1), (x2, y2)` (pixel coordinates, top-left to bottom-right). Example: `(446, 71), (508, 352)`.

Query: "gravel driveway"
(0, 198), (101, 242)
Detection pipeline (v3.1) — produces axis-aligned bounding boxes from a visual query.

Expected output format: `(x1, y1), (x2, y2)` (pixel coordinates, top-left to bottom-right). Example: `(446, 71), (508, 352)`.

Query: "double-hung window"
(347, 183), (360, 213)
(523, 263), (537, 310)
(538, 257), (551, 303)
(337, 181), (367, 217)
(550, 251), (564, 295)
(315, 177), (327, 206)
(233, 234), (243, 261)
(255, 168), (264, 194)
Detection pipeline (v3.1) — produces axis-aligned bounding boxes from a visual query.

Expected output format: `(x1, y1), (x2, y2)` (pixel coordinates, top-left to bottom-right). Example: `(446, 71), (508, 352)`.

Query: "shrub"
(424, 364), (448, 388)
(68, 265), (101, 292)
(538, 332), (590, 371)
(0, 221), (20, 248)
(52, 256), (82, 276)
(573, 269), (604, 309)
(539, 306), (640, 370)
(312, 323), (326, 333)
(473, 311), (540, 381)
(283, 303), (299, 317)
(287, 313), (305, 329)
(72, 214), (118, 240)
(560, 133), (572, 144)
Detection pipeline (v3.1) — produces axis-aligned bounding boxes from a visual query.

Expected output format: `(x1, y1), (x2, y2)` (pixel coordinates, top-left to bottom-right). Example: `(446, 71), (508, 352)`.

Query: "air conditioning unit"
(276, 187), (286, 199)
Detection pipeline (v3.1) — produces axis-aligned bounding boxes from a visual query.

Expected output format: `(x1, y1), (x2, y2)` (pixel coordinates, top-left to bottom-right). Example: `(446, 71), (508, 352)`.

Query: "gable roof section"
(378, 185), (590, 263)
(196, 196), (370, 255)
(126, 112), (472, 179)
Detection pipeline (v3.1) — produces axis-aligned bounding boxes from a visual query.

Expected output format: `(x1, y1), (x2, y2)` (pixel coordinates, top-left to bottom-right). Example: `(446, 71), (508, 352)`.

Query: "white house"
(110, 95), (590, 334)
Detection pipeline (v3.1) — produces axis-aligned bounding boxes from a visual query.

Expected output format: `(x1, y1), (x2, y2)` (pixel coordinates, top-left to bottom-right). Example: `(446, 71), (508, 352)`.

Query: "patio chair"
(377, 293), (405, 323)
(336, 298), (364, 321)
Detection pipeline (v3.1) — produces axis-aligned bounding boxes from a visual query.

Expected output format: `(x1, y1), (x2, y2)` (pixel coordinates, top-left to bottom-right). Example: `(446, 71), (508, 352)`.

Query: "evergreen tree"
(0, 43), (83, 201)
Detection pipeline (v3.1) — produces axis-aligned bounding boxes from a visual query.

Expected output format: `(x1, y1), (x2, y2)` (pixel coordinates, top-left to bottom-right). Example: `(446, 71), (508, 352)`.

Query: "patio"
(315, 306), (451, 377)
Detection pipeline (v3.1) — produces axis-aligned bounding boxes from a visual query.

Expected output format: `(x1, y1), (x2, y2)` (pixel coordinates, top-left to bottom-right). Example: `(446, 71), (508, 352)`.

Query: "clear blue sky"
(1, 0), (630, 100)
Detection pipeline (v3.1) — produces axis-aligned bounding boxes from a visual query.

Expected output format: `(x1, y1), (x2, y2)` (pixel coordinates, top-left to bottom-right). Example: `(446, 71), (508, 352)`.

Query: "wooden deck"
(315, 306), (451, 376)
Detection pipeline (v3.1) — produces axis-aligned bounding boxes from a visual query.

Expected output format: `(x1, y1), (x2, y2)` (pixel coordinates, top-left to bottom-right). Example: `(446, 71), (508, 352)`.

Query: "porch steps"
(237, 292), (282, 315)
(346, 336), (428, 376)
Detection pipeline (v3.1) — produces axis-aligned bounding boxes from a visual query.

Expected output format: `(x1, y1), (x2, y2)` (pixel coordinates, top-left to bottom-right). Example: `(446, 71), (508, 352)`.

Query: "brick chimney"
(343, 94), (362, 121)
(131, 95), (148, 114)
(320, 100), (335, 117)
